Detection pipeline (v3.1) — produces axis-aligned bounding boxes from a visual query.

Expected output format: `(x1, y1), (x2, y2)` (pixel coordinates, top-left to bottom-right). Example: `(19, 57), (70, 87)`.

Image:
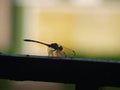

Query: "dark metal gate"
(0, 54), (120, 90)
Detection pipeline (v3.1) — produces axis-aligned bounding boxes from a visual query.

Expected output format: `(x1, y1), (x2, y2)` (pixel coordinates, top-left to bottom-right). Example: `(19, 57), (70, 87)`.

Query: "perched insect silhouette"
(24, 39), (76, 57)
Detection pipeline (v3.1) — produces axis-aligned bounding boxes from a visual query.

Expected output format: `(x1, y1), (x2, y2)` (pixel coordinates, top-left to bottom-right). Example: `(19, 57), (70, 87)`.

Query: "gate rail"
(0, 54), (120, 90)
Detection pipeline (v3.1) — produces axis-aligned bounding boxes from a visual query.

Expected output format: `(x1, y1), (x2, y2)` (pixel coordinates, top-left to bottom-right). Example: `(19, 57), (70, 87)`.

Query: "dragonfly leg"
(48, 49), (56, 56)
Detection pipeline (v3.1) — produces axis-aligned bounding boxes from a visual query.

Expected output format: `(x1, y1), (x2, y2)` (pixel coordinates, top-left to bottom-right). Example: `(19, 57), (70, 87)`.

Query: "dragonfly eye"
(59, 46), (63, 51)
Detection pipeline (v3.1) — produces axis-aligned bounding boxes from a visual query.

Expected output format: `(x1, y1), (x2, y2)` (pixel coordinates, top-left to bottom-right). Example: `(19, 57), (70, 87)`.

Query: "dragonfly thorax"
(50, 43), (63, 51)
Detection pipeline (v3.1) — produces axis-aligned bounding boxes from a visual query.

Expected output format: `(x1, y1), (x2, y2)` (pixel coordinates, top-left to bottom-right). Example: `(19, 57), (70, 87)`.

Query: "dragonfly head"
(59, 45), (63, 51)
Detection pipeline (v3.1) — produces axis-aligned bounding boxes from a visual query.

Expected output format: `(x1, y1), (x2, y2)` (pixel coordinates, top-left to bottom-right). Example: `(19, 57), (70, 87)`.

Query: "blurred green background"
(1, 0), (120, 90)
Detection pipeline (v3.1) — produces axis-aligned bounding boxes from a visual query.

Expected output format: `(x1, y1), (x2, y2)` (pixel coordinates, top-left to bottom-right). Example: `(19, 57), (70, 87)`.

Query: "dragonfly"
(24, 39), (76, 57)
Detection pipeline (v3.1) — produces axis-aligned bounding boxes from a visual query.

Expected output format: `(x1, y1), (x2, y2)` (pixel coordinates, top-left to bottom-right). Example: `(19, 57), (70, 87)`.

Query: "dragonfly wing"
(54, 50), (66, 57)
(48, 44), (76, 57)
(48, 47), (66, 57)
(62, 46), (76, 57)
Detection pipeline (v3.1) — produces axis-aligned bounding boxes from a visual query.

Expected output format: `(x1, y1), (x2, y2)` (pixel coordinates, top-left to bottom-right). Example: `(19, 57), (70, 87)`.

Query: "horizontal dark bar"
(0, 54), (120, 87)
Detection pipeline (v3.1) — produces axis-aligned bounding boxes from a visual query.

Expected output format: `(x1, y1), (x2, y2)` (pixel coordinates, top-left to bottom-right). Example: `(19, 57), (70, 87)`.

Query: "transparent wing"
(48, 44), (76, 57)
(47, 47), (66, 57)
(62, 46), (76, 57)
(54, 50), (66, 57)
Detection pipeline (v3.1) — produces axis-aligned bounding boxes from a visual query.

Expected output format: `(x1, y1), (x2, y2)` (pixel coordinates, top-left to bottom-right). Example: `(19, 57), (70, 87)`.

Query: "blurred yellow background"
(1, 0), (120, 90)
(19, 0), (120, 59)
